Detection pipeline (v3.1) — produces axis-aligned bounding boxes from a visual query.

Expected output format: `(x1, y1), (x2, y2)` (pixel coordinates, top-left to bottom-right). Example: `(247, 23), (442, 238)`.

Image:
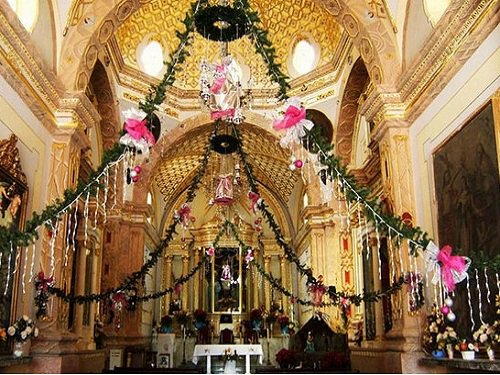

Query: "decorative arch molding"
(88, 59), (121, 151)
(132, 111), (296, 237)
(336, 57), (369, 165)
(59, 0), (401, 91)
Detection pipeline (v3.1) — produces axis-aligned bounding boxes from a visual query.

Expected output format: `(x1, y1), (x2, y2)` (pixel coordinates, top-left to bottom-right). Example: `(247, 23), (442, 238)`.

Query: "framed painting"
(433, 98), (500, 338)
(0, 134), (28, 355)
(433, 100), (500, 257)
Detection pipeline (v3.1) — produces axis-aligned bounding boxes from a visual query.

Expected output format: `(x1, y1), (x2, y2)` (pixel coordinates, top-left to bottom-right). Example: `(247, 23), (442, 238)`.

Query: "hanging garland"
(21, 0), (497, 317)
(34, 121), (218, 314)
(0, 143), (126, 253)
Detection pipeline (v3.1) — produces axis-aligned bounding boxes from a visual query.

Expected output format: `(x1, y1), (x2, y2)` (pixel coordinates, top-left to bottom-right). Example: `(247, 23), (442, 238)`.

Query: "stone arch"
(336, 57), (369, 165)
(59, 0), (401, 92)
(132, 111), (297, 237)
(88, 59), (121, 151)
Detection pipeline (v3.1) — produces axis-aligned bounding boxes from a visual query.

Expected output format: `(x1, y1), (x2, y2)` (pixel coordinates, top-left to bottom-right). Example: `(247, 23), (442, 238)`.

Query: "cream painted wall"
(403, 0), (433, 69)
(0, 76), (52, 217)
(410, 23), (500, 244)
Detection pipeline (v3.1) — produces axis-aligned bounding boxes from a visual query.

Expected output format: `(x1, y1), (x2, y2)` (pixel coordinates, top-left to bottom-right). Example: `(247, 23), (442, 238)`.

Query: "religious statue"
(304, 331), (315, 353)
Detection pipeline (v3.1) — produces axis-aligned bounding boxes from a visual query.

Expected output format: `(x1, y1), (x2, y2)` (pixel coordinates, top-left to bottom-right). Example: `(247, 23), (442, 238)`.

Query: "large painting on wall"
(0, 135), (28, 355)
(433, 101), (500, 257)
(433, 100), (500, 338)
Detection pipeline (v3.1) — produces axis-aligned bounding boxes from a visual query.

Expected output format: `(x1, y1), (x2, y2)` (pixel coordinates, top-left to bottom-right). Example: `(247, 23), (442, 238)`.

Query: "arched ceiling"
(113, 0), (342, 91)
(154, 121), (298, 210)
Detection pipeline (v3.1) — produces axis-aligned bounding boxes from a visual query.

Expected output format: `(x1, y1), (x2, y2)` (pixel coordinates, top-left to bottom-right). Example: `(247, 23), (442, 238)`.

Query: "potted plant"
(193, 309), (207, 329)
(159, 315), (173, 333)
(422, 304), (448, 358)
(7, 315), (39, 357)
(456, 339), (479, 360)
(275, 348), (296, 369)
(277, 315), (290, 335)
(250, 307), (263, 331)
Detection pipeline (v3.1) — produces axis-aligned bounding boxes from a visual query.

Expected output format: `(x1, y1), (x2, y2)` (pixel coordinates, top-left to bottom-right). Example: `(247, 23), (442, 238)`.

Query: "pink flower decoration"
(206, 247), (215, 257)
(124, 118), (155, 145)
(273, 105), (306, 130)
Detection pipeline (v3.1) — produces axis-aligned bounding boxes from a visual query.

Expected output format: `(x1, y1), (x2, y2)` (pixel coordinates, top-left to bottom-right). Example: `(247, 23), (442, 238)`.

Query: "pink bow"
(36, 271), (54, 293)
(273, 105), (306, 130)
(124, 118), (156, 145)
(248, 191), (261, 213)
(176, 204), (195, 227)
(437, 245), (467, 292)
(211, 108), (235, 120)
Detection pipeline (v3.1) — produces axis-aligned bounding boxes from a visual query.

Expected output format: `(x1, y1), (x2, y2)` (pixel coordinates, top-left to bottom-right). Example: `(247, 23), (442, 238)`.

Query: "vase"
(431, 349), (445, 359)
(461, 350), (475, 360)
(486, 347), (495, 360)
(251, 319), (262, 331)
(195, 320), (205, 330)
(446, 344), (454, 359)
(13, 341), (24, 358)
(280, 325), (289, 335)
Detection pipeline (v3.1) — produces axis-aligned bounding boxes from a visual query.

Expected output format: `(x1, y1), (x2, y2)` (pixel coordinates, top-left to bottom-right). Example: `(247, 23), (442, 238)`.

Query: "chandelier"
(198, 0), (253, 124)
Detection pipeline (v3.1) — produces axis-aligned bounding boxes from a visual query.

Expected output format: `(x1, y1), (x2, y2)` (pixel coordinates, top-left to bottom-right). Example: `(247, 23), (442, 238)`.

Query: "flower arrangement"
(278, 315), (290, 326)
(7, 316), (39, 342)
(436, 326), (459, 347)
(250, 307), (263, 321)
(473, 323), (498, 350)
(275, 348), (296, 369)
(422, 304), (457, 354)
(456, 339), (479, 353)
(159, 315), (173, 333)
(193, 309), (207, 322)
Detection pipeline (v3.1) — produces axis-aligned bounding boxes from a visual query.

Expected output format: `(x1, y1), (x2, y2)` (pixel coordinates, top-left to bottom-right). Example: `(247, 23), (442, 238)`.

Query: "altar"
(192, 344), (263, 374)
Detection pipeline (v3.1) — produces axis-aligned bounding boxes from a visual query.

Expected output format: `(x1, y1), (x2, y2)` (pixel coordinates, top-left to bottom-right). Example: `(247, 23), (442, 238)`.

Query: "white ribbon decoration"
(423, 241), (442, 285)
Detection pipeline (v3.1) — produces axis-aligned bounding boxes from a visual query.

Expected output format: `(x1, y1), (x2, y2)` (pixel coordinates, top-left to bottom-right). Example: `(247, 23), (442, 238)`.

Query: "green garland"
(194, 5), (249, 42)
(0, 143), (126, 253)
(37, 122), (217, 309)
(236, 0), (290, 100)
(138, 0), (201, 115)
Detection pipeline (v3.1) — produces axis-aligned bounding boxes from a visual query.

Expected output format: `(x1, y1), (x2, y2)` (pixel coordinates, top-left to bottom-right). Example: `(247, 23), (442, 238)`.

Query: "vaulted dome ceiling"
(110, 0), (343, 95)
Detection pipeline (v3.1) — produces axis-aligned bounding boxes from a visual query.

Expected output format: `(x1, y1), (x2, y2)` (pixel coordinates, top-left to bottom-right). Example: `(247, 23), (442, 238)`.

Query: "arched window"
(7, 0), (39, 32)
(291, 39), (317, 76)
(137, 38), (165, 78)
(423, 0), (451, 26)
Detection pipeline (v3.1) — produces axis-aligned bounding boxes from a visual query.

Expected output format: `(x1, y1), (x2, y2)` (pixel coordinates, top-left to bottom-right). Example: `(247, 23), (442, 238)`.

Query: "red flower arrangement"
(275, 348), (296, 369)
(250, 307), (263, 321)
(193, 309), (207, 322)
(277, 315), (289, 326)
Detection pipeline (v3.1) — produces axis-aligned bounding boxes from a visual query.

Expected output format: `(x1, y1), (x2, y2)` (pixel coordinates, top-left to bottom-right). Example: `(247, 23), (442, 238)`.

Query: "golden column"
(253, 249), (260, 309)
(263, 255), (272, 311)
(181, 255), (190, 311)
(279, 255), (288, 313)
(163, 255), (173, 316)
(193, 248), (201, 310)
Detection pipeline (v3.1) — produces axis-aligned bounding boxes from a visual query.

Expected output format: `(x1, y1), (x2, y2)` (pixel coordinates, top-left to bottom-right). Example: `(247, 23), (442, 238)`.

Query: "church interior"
(0, 0), (499, 373)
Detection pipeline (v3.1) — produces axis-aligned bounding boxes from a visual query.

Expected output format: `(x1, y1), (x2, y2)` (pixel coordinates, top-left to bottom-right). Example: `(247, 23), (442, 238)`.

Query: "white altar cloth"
(192, 344), (263, 374)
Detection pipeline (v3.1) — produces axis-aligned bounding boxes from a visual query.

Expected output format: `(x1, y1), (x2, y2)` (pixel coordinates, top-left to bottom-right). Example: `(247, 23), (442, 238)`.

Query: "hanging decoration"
(424, 241), (471, 292)
(175, 203), (196, 229)
(119, 108), (156, 156)
(16, 0), (498, 324)
(307, 275), (328, 306)
(33, 271), (53, 319)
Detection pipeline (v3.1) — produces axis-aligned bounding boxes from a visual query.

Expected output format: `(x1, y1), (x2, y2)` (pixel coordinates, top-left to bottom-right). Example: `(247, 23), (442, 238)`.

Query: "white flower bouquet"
(7, 315), (39, 342)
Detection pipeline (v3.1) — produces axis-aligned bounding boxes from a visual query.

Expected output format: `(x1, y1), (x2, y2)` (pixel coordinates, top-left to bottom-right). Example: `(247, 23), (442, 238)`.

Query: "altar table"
(192, 344), (263, 374)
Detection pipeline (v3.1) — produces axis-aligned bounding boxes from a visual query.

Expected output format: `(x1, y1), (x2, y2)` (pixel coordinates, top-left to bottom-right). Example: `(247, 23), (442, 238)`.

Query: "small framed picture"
(157, 353), (170, 368)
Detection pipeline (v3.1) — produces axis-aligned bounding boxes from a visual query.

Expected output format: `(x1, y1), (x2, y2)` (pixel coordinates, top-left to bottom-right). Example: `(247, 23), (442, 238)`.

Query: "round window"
(292, 39), (316, 75)
(137, 39), (165, 77)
